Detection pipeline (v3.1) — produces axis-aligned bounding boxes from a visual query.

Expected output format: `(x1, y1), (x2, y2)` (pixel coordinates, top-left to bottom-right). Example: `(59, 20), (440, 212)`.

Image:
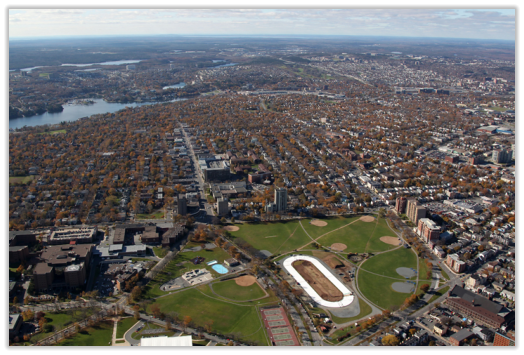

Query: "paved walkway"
(111, 317), (132, 346)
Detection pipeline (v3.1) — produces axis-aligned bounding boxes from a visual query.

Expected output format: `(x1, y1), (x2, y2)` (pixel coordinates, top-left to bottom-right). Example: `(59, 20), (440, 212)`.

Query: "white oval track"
(282, 255), (355, 308)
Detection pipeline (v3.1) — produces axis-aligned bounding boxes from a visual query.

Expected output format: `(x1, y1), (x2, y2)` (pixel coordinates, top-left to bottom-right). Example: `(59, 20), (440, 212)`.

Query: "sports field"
(316, 216), (398, 253)
(150, 285), (276, 345)
(211, 279), (267, 301)
(360, 247), (418, 279)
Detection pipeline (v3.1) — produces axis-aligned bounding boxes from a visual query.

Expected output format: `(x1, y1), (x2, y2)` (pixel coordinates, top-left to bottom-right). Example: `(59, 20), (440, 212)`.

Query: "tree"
(230, 216), (235, 223)
(420, 283), (430, 293)
(183, 315), (192, 330)
(22, 309), (34, 321)
(381, 334), (400, 346)
(165, 320), (172, 331)
(409, 328), (417, 336)
(151, 303), (161, 318)
(12, 296), (19, 305)
(131, 286), (142, 302)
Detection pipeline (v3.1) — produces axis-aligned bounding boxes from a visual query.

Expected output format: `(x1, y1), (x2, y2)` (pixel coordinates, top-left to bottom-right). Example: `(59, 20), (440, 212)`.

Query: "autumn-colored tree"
(183, 315), (192, 329)
(151, 303), (161, 318)
(420, 284), (430, 293)
(131, 286), (142, 302)
(381, 334), (400, 346)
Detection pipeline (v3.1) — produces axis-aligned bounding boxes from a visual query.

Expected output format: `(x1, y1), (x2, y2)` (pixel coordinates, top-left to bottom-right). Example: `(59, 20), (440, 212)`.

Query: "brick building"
(417, 218), (440, 243)
(493, 330), (515, 346)
(395, 196), (408, 214)
(445, 286), (514, 329)
(33, 244), (93, 291)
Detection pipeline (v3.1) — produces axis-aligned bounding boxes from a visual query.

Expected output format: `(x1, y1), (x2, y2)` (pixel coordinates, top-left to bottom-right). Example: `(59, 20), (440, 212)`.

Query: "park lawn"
(211, 279), (266, 301)
(9, 175), (35, 185)
(150, 286), (269, 345)
(316, 221), (375, 252)
(38, 129), (66, 135)
(357, 269), (414, 310)
(328, 297), (373, 325)
(142, 243), (231, 299)
(438, 264), (450, 281)
(116, 317), (138, 338)
(57, 321), (113, 346)
(153, 246), (169, 258)
(229, 220), (313, 255)
(363, 216), (400, 253)
(359, 247), (418, 279)
(301, 215), (360, 240)
(428, 286), (450, 304)
(418, 259), (433, 281)
(136, 210), (164, 219)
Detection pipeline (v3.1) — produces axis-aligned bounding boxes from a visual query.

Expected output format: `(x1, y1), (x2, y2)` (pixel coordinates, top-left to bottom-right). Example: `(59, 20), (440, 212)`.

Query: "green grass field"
(153, 246), (169, 258)
(357, 269), (415, 309)
(136, 210), (165, 219)
(116, 317), (138, 338)
(418, 259), (433, 281)
(428, 286), (450, 304)
(211, 279), (266, 301)
(229, 219), (313, 255)
(38, 129), (66, 135)
(9, 175), (35, 185)
(301, 215), (360, 240)
(316, 216), (398, 253)
(131, 322), (175, 340)
(57, 321), (113, 346)
(359, 247), (418, 279)
(142, 243), (231, 299)
(150, 286), (270, 345)
(438, 264), (450, 280)
(30, 310), (96, 343)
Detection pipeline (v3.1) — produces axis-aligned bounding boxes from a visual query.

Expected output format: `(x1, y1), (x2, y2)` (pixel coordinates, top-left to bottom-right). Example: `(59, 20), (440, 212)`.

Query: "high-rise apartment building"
(274, 187), (288, 212)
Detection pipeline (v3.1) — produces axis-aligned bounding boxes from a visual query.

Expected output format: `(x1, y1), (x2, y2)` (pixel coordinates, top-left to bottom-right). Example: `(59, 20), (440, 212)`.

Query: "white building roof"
(140, 335), (193, 347)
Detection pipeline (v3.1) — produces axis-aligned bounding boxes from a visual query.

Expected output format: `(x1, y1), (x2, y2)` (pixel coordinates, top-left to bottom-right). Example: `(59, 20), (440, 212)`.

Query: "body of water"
(162, 82), (186, 90)
(9, 97), (185, 130)
(214, 62), (238, 68)
(14, 60), (144, 72)
(212, 60), (226, 63)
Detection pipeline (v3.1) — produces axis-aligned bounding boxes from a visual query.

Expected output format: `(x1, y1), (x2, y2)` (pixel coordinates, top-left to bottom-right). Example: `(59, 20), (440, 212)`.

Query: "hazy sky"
(9, 7), (516, 40)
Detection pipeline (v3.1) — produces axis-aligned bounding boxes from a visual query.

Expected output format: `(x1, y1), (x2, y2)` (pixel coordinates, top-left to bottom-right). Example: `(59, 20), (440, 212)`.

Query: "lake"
(9, 97), (186, 130)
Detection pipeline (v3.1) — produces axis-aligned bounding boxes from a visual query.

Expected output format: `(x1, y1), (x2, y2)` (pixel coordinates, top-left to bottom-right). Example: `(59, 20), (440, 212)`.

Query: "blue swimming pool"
(212, 264), (228, 274)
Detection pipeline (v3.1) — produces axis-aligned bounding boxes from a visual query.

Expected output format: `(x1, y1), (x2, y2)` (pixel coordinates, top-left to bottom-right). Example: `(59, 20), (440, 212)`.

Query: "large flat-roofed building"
(199, 155), (230, 182)
(113, 224), (155, 245)
(161, 224), (186, 247)
(446, 253), (466, 273)
(216, 198), (229, 216)
(493, 330), (515, 346)
(210, 181), (248, 199)
(48, 227), (97, 245)
(9, 314), (22, 339)
(9, 231), (37, 247)
(177, 193), (187, 216)
(33, 244), (93, 291)
(9, 245), (29, 265)
(445, 285), (514, 329)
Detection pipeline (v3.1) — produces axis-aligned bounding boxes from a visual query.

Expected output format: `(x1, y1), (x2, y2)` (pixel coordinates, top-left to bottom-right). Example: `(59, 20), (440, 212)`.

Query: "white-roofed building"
(140, 335), (193, 347)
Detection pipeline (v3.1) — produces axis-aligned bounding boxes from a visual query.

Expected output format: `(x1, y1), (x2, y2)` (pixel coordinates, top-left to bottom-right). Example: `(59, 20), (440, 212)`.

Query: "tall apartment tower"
(492, 148), (512, 164)
(395, 197), (407, 214)
(217, 198), (229, 216)
(274, 187), (288, 212)
(177, 193), (187, 216)
(407, 199), (426, 225)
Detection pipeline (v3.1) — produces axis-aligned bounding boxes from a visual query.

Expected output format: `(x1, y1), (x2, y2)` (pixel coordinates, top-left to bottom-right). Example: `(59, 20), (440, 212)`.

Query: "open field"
(357, 269), (414, 309)
(9, 175), (35, 185)
(211, 279), (266, 301)
(38, 129), (66, 135)
(150, 286), (271, 345)
(228, 219), (312, 254)
(294, 260), (343, 302)
(301, 215), (360, 240)
(142, 242), (231, 298)
(136, 211), (164, 219)
(418, 259), (433, 281)
(359, 247), (417, 279)
(116, 317), (138, 338)
(57, 321), (113, 346)
(30, 309), (96, 343)
(152, 246), (169, 258)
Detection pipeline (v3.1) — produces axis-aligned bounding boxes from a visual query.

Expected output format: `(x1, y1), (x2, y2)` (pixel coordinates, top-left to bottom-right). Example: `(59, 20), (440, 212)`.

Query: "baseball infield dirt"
(310, 219), (328, 227)
(224, 225), (240, 232)
(330, 243), (347, 251)
(293, 261), (343, 302)
(359, 216), (375, 222)
(380, 236), (401, 245)
(235, 275), (257, 286)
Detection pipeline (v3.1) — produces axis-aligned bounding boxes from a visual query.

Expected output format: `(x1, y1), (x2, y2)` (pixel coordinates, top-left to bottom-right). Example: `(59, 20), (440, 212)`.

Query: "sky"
(8, 2), (516, 41)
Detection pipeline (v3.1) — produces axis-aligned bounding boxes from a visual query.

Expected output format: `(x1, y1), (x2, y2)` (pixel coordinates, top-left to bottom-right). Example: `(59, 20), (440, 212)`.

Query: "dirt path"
(275, 225), (299, 254)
